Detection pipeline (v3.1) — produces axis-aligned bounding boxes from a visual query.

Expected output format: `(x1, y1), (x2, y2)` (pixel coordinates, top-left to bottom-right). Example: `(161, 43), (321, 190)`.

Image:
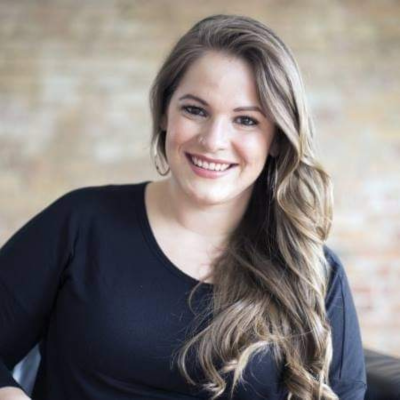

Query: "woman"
(0, 14), (366, 400)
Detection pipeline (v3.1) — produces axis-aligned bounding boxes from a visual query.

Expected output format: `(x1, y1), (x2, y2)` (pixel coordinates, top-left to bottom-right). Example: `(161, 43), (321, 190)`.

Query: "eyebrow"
(178, 94), (266, 116)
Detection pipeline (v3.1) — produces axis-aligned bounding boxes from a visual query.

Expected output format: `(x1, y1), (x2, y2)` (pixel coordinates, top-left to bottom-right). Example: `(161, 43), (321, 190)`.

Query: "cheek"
(236, 136), (270, 165)
(166, 116), (198, 149)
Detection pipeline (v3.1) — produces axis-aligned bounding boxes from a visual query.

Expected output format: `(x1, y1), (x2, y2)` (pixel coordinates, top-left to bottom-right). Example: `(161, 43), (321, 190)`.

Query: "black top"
(0, 181), (367, 399)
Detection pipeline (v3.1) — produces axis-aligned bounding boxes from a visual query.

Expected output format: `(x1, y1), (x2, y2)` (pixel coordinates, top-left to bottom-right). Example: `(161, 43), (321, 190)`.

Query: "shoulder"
(323, 244), (345, 278)
(35, 182), (147, 234)
(322, 244), (349, 308)
(55, 183), (134, 203)
(52, 182), (146, 214)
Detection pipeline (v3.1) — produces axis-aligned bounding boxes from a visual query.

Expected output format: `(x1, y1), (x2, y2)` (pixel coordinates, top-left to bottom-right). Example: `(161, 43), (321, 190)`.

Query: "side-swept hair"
(149, 14), (336, 400)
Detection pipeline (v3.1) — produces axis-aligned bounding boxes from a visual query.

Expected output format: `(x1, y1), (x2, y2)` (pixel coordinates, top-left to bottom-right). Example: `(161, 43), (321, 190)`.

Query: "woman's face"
(161, 50), (278, 207)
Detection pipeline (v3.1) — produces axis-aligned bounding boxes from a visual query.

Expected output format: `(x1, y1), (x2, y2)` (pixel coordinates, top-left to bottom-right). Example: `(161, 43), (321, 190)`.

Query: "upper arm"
(324, 246), (367, 399)
(0, 188), (82, 389)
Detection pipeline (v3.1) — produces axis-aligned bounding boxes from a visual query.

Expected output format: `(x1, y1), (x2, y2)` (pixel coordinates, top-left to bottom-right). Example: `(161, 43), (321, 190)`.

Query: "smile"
(185, 153), (237, 179)
(189, 154), (231, 171)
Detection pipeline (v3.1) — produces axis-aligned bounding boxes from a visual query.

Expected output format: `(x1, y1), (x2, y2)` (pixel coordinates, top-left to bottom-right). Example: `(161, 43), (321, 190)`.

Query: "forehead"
(174, 51), (260, 104)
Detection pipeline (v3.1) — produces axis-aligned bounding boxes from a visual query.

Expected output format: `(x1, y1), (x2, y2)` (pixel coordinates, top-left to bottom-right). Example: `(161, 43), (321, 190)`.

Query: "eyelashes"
(181, 105), (260, 127)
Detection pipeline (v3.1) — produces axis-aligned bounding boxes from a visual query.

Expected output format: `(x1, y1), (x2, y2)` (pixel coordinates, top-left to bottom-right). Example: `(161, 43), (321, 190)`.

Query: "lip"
(186, 152), (238, 166)
(185, 153), (237, 179)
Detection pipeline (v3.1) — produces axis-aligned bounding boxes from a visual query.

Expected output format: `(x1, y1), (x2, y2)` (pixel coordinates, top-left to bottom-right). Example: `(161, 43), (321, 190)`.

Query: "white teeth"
(190, 155), (230, 171)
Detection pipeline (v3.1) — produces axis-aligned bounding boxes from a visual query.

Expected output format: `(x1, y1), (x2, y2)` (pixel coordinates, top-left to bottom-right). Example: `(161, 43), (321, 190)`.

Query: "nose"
(198, 117), (230, 152)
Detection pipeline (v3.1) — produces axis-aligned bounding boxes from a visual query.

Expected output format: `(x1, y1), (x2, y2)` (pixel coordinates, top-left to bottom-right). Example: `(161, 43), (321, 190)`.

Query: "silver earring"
(153, 134), (170, 176)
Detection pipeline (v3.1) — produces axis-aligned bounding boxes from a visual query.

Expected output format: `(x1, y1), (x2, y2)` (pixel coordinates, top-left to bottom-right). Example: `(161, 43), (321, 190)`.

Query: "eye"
(181, 105), (259, 127)
(237, 116), (259, 127)
(182, 105), (207, 117)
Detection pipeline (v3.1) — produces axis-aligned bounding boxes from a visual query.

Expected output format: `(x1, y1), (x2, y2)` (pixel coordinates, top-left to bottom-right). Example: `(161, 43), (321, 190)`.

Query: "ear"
(160, 114), (168, 131)
(269, 137), (279, 157)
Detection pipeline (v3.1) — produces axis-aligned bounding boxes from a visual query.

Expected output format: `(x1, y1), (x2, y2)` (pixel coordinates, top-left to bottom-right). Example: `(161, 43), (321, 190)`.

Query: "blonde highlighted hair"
(149, 14), (337, 400)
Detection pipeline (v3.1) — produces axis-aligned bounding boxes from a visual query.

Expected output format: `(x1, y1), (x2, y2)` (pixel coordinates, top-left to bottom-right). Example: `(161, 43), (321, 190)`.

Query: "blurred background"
(0, 0), (399, 357)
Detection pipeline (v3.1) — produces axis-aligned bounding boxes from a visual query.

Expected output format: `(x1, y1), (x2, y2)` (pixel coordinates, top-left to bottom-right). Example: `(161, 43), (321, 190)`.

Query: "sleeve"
(0, 189), (80, 392)
(324, 246), (367, 399)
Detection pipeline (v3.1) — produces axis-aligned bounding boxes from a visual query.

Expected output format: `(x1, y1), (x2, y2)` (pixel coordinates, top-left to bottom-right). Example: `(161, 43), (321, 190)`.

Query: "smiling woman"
(0, 13), (366, 400)
(148, 13), (367, 400)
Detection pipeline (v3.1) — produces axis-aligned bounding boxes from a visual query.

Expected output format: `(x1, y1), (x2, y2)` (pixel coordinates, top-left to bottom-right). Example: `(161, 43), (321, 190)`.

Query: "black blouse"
(0, 181), (367, 399)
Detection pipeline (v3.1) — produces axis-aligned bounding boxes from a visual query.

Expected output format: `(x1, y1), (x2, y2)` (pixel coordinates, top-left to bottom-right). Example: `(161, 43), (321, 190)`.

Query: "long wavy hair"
(148, 14), (336, 400)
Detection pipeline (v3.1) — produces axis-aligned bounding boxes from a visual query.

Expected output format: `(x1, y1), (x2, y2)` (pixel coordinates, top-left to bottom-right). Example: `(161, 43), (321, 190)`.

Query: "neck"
(155, 178), (252, 246)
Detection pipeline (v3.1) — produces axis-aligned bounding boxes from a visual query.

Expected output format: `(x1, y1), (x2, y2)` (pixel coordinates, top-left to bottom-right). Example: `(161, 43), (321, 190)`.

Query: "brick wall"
(1, 0), (399, 356)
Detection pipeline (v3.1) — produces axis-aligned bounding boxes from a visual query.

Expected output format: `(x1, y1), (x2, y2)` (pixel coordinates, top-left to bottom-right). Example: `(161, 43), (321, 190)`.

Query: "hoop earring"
(153, 133), (170, 176)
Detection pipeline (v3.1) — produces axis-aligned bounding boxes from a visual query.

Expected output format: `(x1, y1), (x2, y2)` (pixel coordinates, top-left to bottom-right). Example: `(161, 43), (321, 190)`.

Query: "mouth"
(185, 152), (238, 171)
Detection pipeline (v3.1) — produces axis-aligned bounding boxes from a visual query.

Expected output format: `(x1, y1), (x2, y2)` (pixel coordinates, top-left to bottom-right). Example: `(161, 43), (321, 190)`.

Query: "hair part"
(149, 13), (337, 400)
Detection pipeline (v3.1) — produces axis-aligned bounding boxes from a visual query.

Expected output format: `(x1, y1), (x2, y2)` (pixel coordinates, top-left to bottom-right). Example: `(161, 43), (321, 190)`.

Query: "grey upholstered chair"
(12, 344), (40, 396)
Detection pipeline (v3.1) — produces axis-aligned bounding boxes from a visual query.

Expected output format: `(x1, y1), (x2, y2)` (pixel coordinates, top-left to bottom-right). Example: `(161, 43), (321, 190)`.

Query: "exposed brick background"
(1, 0), (399, 357)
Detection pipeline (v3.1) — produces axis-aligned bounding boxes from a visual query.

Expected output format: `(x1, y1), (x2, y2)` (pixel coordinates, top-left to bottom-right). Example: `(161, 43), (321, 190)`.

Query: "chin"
(187, 184), (234, 205)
